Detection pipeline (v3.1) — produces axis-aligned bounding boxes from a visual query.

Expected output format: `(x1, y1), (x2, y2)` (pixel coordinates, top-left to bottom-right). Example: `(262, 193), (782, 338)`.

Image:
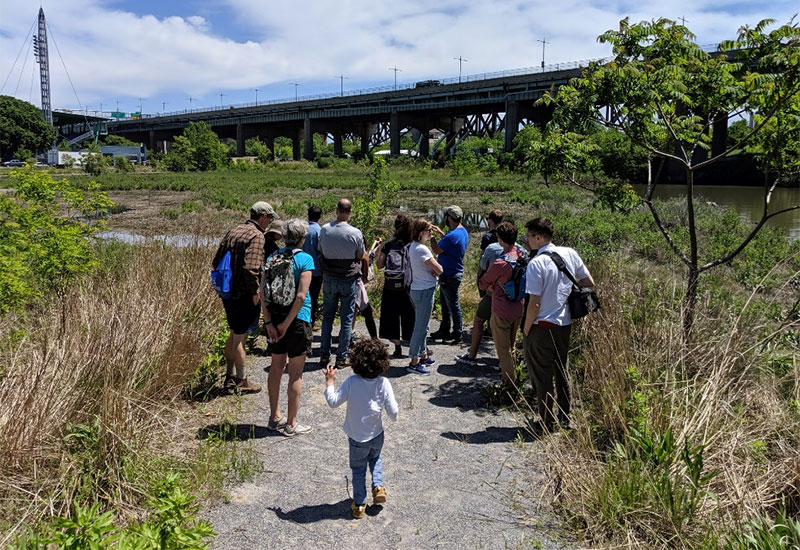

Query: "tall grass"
(0, 241), (222, 542)
(537, 258), (800, 548)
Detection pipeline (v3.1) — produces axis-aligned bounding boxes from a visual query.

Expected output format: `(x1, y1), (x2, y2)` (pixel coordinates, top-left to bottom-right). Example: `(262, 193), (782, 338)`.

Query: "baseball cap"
(443, 205), (463, 220)
(266, 220), (283, 238)
(250, 201), (279, 219)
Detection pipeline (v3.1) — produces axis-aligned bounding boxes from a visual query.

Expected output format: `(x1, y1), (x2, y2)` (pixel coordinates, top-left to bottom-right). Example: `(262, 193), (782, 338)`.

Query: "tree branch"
(654, 102), (690, 164)
(694, 83), (800, 170)
(644, 199), (692, 266)
(699, 176), (800, 273)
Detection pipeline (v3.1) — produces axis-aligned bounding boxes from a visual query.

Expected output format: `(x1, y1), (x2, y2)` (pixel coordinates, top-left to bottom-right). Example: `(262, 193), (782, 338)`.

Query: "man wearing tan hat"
(211, 201), (279, 393)
(430, 205), (469, 345)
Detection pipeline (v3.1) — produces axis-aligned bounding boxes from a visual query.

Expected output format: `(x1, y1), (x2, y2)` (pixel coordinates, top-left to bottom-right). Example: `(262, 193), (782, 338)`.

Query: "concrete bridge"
(104, 60), (602, 159)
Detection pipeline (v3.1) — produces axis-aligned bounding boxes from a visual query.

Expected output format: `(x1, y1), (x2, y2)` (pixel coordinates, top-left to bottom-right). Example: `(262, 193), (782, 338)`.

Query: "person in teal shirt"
(262, 219), (316, 437)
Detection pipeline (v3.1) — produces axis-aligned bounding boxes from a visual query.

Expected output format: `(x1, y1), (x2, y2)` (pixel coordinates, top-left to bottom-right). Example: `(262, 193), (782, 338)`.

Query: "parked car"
(2, 159), (25, 167)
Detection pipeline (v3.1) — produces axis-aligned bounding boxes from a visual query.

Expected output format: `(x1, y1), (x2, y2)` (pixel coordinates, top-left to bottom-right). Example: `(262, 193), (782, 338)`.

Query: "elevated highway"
(105, 59), (602, 159)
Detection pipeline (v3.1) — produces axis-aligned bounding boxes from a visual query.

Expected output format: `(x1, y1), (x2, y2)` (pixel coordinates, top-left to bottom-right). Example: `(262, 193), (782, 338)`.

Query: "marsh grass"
(533, 258), (800, 549)
(0, 241), (231, 543)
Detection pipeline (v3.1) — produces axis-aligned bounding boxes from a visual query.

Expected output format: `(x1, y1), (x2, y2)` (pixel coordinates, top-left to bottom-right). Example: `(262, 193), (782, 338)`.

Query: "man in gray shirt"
(318, 199), (368, 368)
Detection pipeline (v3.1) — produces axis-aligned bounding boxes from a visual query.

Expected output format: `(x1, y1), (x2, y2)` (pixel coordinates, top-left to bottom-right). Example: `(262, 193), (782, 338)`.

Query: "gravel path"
(204, 322), (567, 550)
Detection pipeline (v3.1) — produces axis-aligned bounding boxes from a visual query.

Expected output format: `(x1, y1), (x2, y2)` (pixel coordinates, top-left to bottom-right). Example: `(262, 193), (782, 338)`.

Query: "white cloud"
(0, 0), (797, 111)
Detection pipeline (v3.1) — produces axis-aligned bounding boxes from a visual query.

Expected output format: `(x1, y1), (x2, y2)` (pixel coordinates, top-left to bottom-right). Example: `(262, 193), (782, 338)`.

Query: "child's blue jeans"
(349, 431), (384, 506)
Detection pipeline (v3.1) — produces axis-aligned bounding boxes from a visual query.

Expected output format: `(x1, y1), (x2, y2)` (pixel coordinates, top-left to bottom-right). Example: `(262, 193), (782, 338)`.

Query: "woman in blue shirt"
(262, 219), (316, 437)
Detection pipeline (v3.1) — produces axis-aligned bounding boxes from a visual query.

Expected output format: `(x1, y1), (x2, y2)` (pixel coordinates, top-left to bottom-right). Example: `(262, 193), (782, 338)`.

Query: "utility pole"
(253, 88), (259, 105)
(219, 93), (224, 107)
(162, 101), (167, 112)
(186, 97), (193, 112)
(453, 56), (468, 83)
(537, 38), (549, 69)
(678, 15), (690, 25)
(389, 66), (402, 90)
(116, 99), (119, 113)
(289, 82), (300, 101)
(335, 75), (349, 96)
(138, 97), (143, 115)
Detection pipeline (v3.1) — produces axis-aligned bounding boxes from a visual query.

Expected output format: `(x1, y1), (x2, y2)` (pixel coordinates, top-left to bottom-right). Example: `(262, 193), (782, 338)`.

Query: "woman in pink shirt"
(479, 222), (528, 389)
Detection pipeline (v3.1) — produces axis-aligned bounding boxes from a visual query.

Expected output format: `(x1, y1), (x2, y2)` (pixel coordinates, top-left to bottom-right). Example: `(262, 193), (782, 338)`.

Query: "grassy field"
(3, 162), (799, 548)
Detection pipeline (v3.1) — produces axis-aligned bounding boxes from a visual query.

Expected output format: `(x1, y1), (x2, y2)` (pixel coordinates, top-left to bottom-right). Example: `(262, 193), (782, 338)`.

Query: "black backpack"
(383, 241), (412, 291)
(542, 251), (600, 319)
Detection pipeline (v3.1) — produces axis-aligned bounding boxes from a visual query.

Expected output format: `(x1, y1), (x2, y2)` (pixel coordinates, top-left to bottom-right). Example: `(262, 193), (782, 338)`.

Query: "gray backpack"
(263, 249), (299, 313)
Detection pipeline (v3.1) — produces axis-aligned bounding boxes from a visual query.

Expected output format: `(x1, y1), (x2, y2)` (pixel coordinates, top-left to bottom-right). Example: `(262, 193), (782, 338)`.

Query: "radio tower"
(33, 7), (52, 125)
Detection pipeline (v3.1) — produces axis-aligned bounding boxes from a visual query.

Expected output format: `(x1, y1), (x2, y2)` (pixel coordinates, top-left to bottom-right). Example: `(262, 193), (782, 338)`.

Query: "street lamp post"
(537, 38), (549, 69)
(454, 56), (468, 83)
(289, 83), (300, 101)
(335, 75), (349, 96)
(253, 88), (259, 106)
(219, 93), (224, 107)
(389, 66), (402, 90)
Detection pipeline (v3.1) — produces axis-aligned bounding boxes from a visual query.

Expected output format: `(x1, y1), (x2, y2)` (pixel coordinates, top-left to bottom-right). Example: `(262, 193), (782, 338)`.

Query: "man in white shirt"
(522, 218), (594, 431)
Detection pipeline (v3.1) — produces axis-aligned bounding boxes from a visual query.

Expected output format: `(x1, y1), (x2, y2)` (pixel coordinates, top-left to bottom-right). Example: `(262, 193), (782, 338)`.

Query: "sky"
(0, 0), (797, 117)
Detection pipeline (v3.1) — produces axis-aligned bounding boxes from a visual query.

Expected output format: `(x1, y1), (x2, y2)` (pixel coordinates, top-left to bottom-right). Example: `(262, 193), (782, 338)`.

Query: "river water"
(634, 185), (800, 241)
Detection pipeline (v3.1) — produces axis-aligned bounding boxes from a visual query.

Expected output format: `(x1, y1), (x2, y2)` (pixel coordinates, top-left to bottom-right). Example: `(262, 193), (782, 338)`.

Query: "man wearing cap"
(429, 205), (469, 344)
(317, 198), (369, 369)
(211, 201), (279, 393)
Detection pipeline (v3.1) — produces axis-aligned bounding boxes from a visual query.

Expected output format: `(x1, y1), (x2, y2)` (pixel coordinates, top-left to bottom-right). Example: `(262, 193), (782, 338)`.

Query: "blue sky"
(1, 0), (798, 117)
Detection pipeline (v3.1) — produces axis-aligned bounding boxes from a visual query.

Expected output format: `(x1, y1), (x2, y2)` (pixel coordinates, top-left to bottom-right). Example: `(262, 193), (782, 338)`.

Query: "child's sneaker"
(406, 363), (431, 376)
(372, 486), (387, 504)
(351, 501), (366, 519)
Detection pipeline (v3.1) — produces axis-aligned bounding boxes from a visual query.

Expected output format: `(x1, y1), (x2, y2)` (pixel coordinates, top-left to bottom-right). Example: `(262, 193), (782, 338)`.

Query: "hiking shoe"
(222, 375), (237, 390)
(372, 486), (387, 504)
(455, 353), (477, 366)
(428, 330), (448, 341)
(319, 354), (331, 369)
(335, 357), (349, 369)
(443, 333), (462, 345)
(391, 347), (404, 359)
(233, 377), (262, 394)
(267, 416), (286, 431)
(351, 332), (362, 341)
(351, 501), (366, 519)
(421, 357), (436, 366)
(283, 423), (312, 437)
(406, 363), (431, 376)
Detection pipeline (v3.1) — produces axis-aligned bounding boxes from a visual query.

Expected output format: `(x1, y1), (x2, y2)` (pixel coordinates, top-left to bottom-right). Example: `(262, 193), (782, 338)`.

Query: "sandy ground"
(203, 322), (569, 550)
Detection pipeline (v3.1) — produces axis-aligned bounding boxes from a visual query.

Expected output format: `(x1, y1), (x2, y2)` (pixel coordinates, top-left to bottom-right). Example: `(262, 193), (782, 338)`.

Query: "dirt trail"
(204, 322), (568, 550)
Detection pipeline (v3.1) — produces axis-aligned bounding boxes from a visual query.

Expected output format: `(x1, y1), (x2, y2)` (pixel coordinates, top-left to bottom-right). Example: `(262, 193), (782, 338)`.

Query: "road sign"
(131, 112), (141, 119)
(111, 111), (125, 119)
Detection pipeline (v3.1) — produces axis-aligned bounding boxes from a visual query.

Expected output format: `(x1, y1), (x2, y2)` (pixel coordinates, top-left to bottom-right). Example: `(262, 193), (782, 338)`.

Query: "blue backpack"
(501, 251), (529, 302)
(211, 251), (233, 299)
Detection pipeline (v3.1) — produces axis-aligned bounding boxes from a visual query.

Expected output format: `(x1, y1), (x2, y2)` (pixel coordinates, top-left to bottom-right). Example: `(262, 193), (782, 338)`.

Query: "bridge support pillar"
(149, 130), (156, 152)
(360, 127), (370, 157)
(303, 117), (314, 161)
(418, 129), (430, 158)
(236, 123), (245, 157)
(503, 101), (519, 153)
(390, 111), (401, 157)
(333, 132), (343, 157)
(292, 130), (301, 161)
(265, 135), (275, 155)
(712, 114), (728, 158)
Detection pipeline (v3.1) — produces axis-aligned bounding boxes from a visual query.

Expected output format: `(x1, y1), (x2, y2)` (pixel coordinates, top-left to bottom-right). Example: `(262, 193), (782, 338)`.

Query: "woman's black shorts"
(267, 317), (312, 358)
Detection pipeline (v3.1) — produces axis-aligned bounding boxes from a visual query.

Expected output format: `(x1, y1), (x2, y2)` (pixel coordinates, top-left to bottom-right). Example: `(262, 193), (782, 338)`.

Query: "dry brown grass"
(537, 259), (800, 548)
(0, 242), (222, 541)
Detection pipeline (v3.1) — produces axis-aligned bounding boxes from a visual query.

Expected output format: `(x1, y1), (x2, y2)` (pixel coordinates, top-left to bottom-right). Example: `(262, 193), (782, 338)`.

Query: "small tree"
(0, 167), (112, 313)
(538, 17), (800, 335)
(163, 122), (227, 171)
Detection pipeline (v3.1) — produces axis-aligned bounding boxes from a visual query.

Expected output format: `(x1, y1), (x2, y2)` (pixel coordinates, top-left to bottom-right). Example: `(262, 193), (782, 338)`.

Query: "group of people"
(211, 198), (594, 517)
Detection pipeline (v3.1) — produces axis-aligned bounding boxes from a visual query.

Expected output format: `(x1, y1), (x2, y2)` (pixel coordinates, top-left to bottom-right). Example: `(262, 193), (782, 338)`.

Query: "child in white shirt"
(324, 338), (399, 519)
